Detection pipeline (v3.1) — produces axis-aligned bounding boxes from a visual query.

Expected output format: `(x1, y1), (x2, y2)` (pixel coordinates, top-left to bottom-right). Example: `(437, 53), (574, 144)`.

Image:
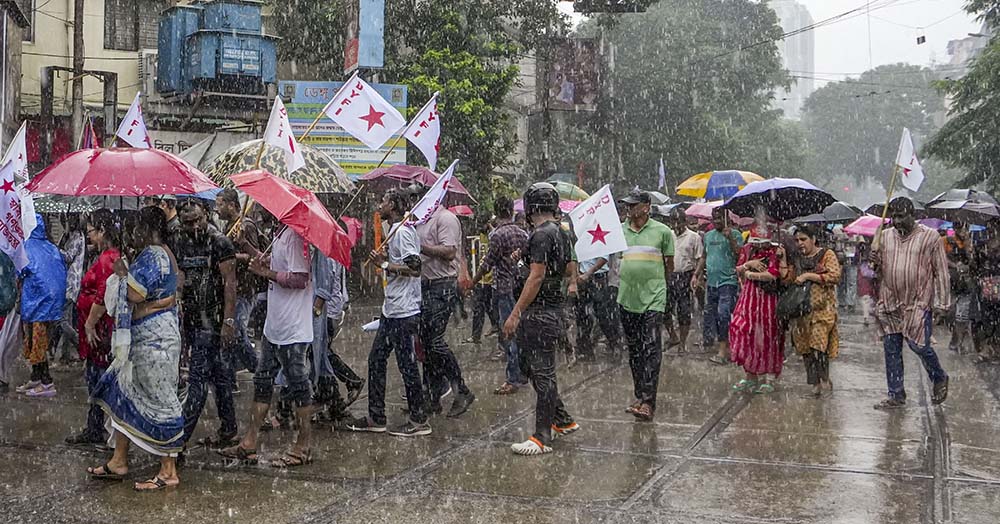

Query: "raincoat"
(19, 214), (67, 323)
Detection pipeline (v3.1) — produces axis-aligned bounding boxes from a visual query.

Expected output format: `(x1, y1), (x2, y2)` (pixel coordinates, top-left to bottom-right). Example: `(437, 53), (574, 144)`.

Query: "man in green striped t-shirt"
(617, 189), (675, 421)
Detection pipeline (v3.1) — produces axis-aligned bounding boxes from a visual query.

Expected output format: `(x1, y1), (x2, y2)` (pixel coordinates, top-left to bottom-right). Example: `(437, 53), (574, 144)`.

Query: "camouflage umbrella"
(202, 139), (355, 195)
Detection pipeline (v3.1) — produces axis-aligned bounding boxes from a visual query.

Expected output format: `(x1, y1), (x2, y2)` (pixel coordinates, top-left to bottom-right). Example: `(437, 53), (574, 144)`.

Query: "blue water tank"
(156, 0), (279, 97)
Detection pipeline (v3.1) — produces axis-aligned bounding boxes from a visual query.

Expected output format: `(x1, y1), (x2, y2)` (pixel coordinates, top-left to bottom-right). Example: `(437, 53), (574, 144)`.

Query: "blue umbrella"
(723, 178), (836, 222)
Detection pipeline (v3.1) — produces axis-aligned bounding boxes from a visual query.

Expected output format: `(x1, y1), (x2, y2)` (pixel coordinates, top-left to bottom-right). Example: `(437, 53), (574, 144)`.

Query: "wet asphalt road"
(3, 302), (1000, 524)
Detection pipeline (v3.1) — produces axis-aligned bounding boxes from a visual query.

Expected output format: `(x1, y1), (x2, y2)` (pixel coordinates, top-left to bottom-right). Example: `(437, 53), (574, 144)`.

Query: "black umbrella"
(865, 200), (927, 218)
(723, 178), (836, 222)
(927, 200), (1000, 224)
(926, 189), (998, 207)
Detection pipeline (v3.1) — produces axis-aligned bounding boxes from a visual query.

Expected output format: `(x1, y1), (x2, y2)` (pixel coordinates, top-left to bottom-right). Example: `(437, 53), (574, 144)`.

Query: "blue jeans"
(496, 292), (526, 385)
(369, 315), (426, 425)
(84, 360), (107, 436)
(883, 311), (948, 401)
(230, 296), (258, 372)
(182, 328), (238, 443)
(703, 284), (738, 345)
(254, 340), (313, 408)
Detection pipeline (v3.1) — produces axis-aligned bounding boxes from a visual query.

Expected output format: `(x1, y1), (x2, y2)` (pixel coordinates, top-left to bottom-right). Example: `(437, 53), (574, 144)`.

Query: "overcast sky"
(560, 0), (984, 84)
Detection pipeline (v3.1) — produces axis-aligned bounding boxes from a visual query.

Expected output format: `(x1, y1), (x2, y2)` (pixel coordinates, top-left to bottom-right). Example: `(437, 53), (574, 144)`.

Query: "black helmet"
(523, 182), (560, 217)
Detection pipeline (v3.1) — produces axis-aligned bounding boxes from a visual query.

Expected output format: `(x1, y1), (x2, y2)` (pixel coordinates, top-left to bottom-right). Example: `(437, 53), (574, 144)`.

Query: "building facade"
(769, 0), (814, 121)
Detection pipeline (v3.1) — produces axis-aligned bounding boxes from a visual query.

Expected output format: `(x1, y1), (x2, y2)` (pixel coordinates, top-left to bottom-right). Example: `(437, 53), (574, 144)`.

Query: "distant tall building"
(770, 0), (815, 120)
(945, 22), (993, 78)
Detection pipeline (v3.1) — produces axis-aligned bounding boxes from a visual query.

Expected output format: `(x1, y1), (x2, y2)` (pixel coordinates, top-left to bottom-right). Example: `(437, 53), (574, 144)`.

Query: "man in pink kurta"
(872, 197), (950, 410)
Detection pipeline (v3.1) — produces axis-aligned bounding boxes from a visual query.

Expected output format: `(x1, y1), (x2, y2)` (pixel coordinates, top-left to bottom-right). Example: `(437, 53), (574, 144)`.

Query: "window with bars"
(20, 0), (33, 42)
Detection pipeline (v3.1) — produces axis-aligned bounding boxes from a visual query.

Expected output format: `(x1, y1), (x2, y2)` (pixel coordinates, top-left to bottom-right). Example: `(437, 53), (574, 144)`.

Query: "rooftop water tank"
(157, 0), (279, 98)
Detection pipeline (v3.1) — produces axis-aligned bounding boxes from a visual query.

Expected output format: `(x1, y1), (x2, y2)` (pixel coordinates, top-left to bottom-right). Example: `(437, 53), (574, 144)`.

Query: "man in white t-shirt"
(219, 223), (315, 467)
(348, 189), (431, 436)
(667, 208), (704, 351)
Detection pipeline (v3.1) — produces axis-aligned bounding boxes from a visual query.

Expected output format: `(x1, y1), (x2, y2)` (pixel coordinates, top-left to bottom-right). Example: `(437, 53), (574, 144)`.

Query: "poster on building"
(279, 80), (407, 179)
(546, 38), (600, 111)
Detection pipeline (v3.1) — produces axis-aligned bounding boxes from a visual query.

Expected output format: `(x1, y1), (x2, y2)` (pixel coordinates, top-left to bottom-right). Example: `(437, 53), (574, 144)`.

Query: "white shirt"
(673, 228), (704, 273)
(383, 222), (422, 319)
(264, 228), (314, 345)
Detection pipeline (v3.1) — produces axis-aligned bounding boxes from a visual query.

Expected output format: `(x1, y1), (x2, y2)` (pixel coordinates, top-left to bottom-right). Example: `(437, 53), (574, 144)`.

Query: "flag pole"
(334, 92), (439, 220)
(872, 162), (901, 251)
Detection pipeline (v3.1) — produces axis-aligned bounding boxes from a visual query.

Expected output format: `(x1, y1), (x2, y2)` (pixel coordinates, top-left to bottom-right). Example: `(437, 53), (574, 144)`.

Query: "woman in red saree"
(728, 234), (784, 394)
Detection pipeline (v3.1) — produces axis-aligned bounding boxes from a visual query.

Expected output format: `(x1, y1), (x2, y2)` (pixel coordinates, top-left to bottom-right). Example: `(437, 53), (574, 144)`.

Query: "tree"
(924, 1), (1000, 191)
(268, 0), (566, 197)
(801, 63), (950, 199)
(537, 0), (799, 194)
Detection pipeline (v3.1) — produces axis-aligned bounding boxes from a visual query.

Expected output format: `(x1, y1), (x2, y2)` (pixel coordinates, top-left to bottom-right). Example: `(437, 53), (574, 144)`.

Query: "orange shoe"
(552, 421), (581, 437)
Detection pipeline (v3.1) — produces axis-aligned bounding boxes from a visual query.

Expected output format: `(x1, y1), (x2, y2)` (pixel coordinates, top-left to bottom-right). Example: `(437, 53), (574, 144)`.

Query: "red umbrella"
(359, 164), (476, 206)
(230, 170), (352, 269)
(341, 216), (362, 247)
(26, 148), (219, 196)
(449, 205), (474, 217)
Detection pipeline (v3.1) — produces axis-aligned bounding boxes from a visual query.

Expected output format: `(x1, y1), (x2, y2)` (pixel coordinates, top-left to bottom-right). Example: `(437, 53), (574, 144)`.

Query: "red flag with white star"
(322, 72), (405, 150)
(0, 161), (29, 271)
(569, 184), (627, 262)
(895, 127), (924, 192)
(403, 93), (441, 171)
(115, 92), (152, 149)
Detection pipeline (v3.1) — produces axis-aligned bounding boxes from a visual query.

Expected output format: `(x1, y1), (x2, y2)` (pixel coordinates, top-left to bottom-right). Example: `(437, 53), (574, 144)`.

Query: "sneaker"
(15, 379), (40, 393)
(932, 377), (949, 405)
(488, 349), (505, 362)
(464, 337), (481, 345)
(346, 416), (386, 433)
(873, 398), (906, 411)
(552, 422), (580, 437)
(511, 436), (553, 456)
(388, 420), (432, 437)
(447, 391), (476, 418)
(24, 384), (56, 398)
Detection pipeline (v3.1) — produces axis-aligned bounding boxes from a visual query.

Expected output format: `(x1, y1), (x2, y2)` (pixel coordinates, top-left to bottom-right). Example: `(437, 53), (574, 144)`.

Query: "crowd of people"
(0, 180), (983, 490)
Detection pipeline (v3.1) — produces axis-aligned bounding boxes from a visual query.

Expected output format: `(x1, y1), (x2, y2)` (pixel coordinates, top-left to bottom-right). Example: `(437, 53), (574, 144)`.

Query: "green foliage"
(538, 0), (797, 194)
(801, 63), (950, 198)
(925, 37), (1000, 191)
(268, 0), (566, 193)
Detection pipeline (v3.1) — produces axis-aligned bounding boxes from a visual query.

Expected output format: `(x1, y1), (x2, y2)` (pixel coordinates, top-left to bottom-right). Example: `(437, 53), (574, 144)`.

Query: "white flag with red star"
(570, 184), (627, 262)
(263, 95), (306, 174)
(323, 73), (405, 150)
(0, 161), (29, 271)
(115, 92), (152, 148)
(0, 122), (36, 238)
(403, 93), (441, 171)
(407, 159), (459, 226)
(896, 127), (925, 192)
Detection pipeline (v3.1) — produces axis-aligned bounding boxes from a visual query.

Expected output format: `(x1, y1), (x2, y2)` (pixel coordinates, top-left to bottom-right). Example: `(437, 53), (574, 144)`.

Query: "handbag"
(777, 282), (812, 320)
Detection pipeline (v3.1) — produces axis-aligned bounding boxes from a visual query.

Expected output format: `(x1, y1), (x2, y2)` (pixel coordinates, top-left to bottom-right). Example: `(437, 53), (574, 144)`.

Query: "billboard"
(279, 80), (407, 179)
(546, 38), (600, 111)
(343, 0), (385, 73)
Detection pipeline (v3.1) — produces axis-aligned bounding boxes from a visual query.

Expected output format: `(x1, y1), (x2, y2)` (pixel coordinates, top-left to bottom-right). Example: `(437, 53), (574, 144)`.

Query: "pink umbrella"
(685, 201), (724, 220)
(449, 205), (474, 217)
(513, 199), (580, 213)
(844, 215), (889, 237)
(340, 216), (362, 247)
(359, 164), (475, 206)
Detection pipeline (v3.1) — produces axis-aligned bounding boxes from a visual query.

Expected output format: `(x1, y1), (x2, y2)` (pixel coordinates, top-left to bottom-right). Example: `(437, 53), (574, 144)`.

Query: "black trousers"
(420, 279), (470, 401)
(574, 274), (621, 356)
(516, 308), (574, 445)
(369, 314), (427, 425)
(471, 284), (498, 340)
(620, 308), (663, 409)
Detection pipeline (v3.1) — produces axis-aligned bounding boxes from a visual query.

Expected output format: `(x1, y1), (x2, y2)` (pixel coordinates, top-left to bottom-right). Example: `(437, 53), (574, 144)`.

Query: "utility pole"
(71, 0), (85, 146)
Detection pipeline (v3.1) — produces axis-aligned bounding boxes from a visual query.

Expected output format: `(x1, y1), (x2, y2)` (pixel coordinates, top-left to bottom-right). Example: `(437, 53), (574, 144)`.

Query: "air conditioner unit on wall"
(139, 49), (161, 103)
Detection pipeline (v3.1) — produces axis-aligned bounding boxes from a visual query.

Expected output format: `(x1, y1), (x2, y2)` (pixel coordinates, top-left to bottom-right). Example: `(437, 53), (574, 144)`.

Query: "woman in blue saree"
(86, 207), (184, 491)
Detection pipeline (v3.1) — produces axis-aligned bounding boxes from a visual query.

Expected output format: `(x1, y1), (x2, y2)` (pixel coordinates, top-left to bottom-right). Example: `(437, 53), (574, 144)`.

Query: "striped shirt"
(875, 225), (950, 343)
(617, 219), (675, 314)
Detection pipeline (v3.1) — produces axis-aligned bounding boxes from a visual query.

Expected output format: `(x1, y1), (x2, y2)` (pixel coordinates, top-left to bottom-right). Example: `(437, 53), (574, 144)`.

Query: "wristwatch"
(380, 261), (389, 270)
(223, 318), (236, 328)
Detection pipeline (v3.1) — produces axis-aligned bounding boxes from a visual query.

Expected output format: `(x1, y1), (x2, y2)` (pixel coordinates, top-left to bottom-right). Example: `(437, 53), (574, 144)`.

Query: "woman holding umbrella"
(87, 207), (185, 491)
(729, 227), (784, 394)
(783, 224), (842, 398)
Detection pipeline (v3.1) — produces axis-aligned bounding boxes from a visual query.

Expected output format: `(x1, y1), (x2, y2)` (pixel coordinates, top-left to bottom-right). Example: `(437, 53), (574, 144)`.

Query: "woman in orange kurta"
(784, 224), (841, 398)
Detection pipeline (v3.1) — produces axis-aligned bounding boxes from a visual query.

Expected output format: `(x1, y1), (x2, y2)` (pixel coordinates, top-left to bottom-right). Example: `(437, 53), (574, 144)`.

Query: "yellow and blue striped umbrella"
(676, 170), (763, 200)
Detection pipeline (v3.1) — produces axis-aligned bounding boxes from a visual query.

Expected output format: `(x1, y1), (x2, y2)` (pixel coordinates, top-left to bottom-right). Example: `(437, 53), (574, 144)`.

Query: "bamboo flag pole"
(872, 162), (902, 252)
(334, 92), (439, 220)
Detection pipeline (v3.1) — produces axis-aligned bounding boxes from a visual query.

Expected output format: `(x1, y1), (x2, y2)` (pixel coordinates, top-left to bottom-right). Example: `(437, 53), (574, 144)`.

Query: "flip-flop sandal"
(732, 379), (757, 392)
(133, 476), (177, 492)
(493, 382), (517, 395)
(708, 355), (728, 366)
(271, 450), (312, 468)
(216, 445), (258, 465)
(752, 383), (776, 394)
(88, 463), (125, 481)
